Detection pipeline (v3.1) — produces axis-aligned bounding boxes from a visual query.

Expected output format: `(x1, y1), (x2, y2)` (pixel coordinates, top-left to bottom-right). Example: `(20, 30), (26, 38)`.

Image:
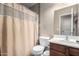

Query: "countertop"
(50, 38), (79, 49)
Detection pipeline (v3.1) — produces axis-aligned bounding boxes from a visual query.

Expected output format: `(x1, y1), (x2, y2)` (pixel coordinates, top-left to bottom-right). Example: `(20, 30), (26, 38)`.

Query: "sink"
(53, 35), (67, 40)
(50, 35), (79, 49)
(68, 36), (79, 43)
(51, 35), (79, 44)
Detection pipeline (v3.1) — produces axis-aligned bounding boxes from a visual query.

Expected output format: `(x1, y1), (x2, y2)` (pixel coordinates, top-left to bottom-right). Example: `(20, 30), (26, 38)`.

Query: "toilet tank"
(39, 36), (50, 47)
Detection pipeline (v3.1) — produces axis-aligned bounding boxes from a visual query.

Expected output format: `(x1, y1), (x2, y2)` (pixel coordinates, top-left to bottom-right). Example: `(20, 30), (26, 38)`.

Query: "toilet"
(32, 36), (50, 56)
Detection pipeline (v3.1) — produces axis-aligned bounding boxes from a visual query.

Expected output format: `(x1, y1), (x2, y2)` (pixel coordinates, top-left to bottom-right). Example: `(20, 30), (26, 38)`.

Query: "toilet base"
(32, 50), (49, 56)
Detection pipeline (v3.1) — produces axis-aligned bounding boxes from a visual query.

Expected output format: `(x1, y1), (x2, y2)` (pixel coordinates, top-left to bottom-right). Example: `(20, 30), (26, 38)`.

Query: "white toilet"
(32, 36), (50, 56)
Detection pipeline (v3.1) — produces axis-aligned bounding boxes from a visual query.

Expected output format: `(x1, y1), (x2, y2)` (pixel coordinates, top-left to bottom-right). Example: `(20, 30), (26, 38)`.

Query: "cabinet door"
(50, 49), (65, 56)
(50, 43), (66, 53)
(69, 47), (79, 56)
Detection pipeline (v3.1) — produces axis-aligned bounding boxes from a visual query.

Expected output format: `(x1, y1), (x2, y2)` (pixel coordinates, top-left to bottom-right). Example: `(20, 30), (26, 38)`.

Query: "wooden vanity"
(0, 48), (1, 56)
(50, 43), (79, 56)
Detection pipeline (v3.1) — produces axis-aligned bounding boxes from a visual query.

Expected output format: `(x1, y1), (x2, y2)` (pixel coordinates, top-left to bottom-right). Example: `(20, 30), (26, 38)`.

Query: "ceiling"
(21, 3), (37, 8)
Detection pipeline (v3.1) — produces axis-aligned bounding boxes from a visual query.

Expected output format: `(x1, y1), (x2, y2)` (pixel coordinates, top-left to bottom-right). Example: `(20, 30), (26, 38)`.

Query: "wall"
(30, 4), (40, 15)
(40, 3), (77, 37)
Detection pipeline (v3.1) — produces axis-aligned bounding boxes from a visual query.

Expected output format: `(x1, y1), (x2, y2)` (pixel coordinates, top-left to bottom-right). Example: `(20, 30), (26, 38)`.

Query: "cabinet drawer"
(50, 43), (66, 53)
(50, 49), (65, 56)
(69, 48), (79, 56)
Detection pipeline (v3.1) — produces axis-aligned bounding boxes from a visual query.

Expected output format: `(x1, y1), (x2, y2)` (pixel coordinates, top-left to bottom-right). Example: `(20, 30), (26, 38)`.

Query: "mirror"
(54, 4), (78, 36)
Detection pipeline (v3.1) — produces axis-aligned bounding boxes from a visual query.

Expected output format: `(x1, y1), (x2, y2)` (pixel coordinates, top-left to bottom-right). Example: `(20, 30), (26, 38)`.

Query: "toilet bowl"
(32, 45), (45, 56)
(32, 36), (50, 56)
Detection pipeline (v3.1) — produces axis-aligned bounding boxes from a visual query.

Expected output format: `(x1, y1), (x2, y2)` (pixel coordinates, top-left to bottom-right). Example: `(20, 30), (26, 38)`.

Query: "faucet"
(66, 36), (68, 40)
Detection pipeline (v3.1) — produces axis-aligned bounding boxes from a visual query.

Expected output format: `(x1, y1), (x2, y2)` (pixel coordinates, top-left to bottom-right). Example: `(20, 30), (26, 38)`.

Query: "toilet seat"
(33, 45), (44, 52)
(32, 45), (45, 56)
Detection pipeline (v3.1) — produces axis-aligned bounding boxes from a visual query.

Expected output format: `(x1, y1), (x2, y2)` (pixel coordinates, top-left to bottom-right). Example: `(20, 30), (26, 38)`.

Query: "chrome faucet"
(66, 36), (68, 40)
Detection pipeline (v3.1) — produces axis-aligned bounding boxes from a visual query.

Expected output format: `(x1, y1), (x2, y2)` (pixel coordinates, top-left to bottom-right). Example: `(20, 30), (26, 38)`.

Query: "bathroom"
(0, 3), (79, 56)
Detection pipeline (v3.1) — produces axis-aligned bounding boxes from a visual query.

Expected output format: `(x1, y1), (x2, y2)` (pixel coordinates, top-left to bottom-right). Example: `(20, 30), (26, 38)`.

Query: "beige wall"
(40, 3), (77, 37)
(30, 4), (40, 15)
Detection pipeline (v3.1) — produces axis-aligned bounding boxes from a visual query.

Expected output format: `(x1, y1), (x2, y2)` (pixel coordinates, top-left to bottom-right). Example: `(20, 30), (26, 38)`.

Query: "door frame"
(59, 8), (73, 35)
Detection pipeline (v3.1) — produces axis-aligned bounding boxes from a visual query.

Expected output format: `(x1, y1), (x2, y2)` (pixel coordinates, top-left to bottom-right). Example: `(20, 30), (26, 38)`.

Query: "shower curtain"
(0, 3), (38, 56)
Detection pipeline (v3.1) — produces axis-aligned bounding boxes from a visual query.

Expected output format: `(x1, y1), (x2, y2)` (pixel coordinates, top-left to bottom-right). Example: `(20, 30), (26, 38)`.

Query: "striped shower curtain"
(0, 3), (38, 56)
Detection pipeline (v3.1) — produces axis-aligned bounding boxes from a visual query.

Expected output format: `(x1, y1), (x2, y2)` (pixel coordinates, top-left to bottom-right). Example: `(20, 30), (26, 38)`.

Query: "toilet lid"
(33, 45), (44, 52)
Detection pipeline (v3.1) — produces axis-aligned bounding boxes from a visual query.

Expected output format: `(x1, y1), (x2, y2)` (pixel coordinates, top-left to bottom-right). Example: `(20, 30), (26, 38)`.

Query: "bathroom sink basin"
(66, 39), (79, 44)
(67, 36), (79, 44)
(53, 35), (67, 40)
(51, 35), (79, 44)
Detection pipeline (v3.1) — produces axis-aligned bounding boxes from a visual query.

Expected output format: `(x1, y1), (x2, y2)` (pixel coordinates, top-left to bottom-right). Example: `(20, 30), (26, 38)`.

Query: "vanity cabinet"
(0, 49), (1, 56)
(50, 43), (79, 56)
(50, 43), (65, 56)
